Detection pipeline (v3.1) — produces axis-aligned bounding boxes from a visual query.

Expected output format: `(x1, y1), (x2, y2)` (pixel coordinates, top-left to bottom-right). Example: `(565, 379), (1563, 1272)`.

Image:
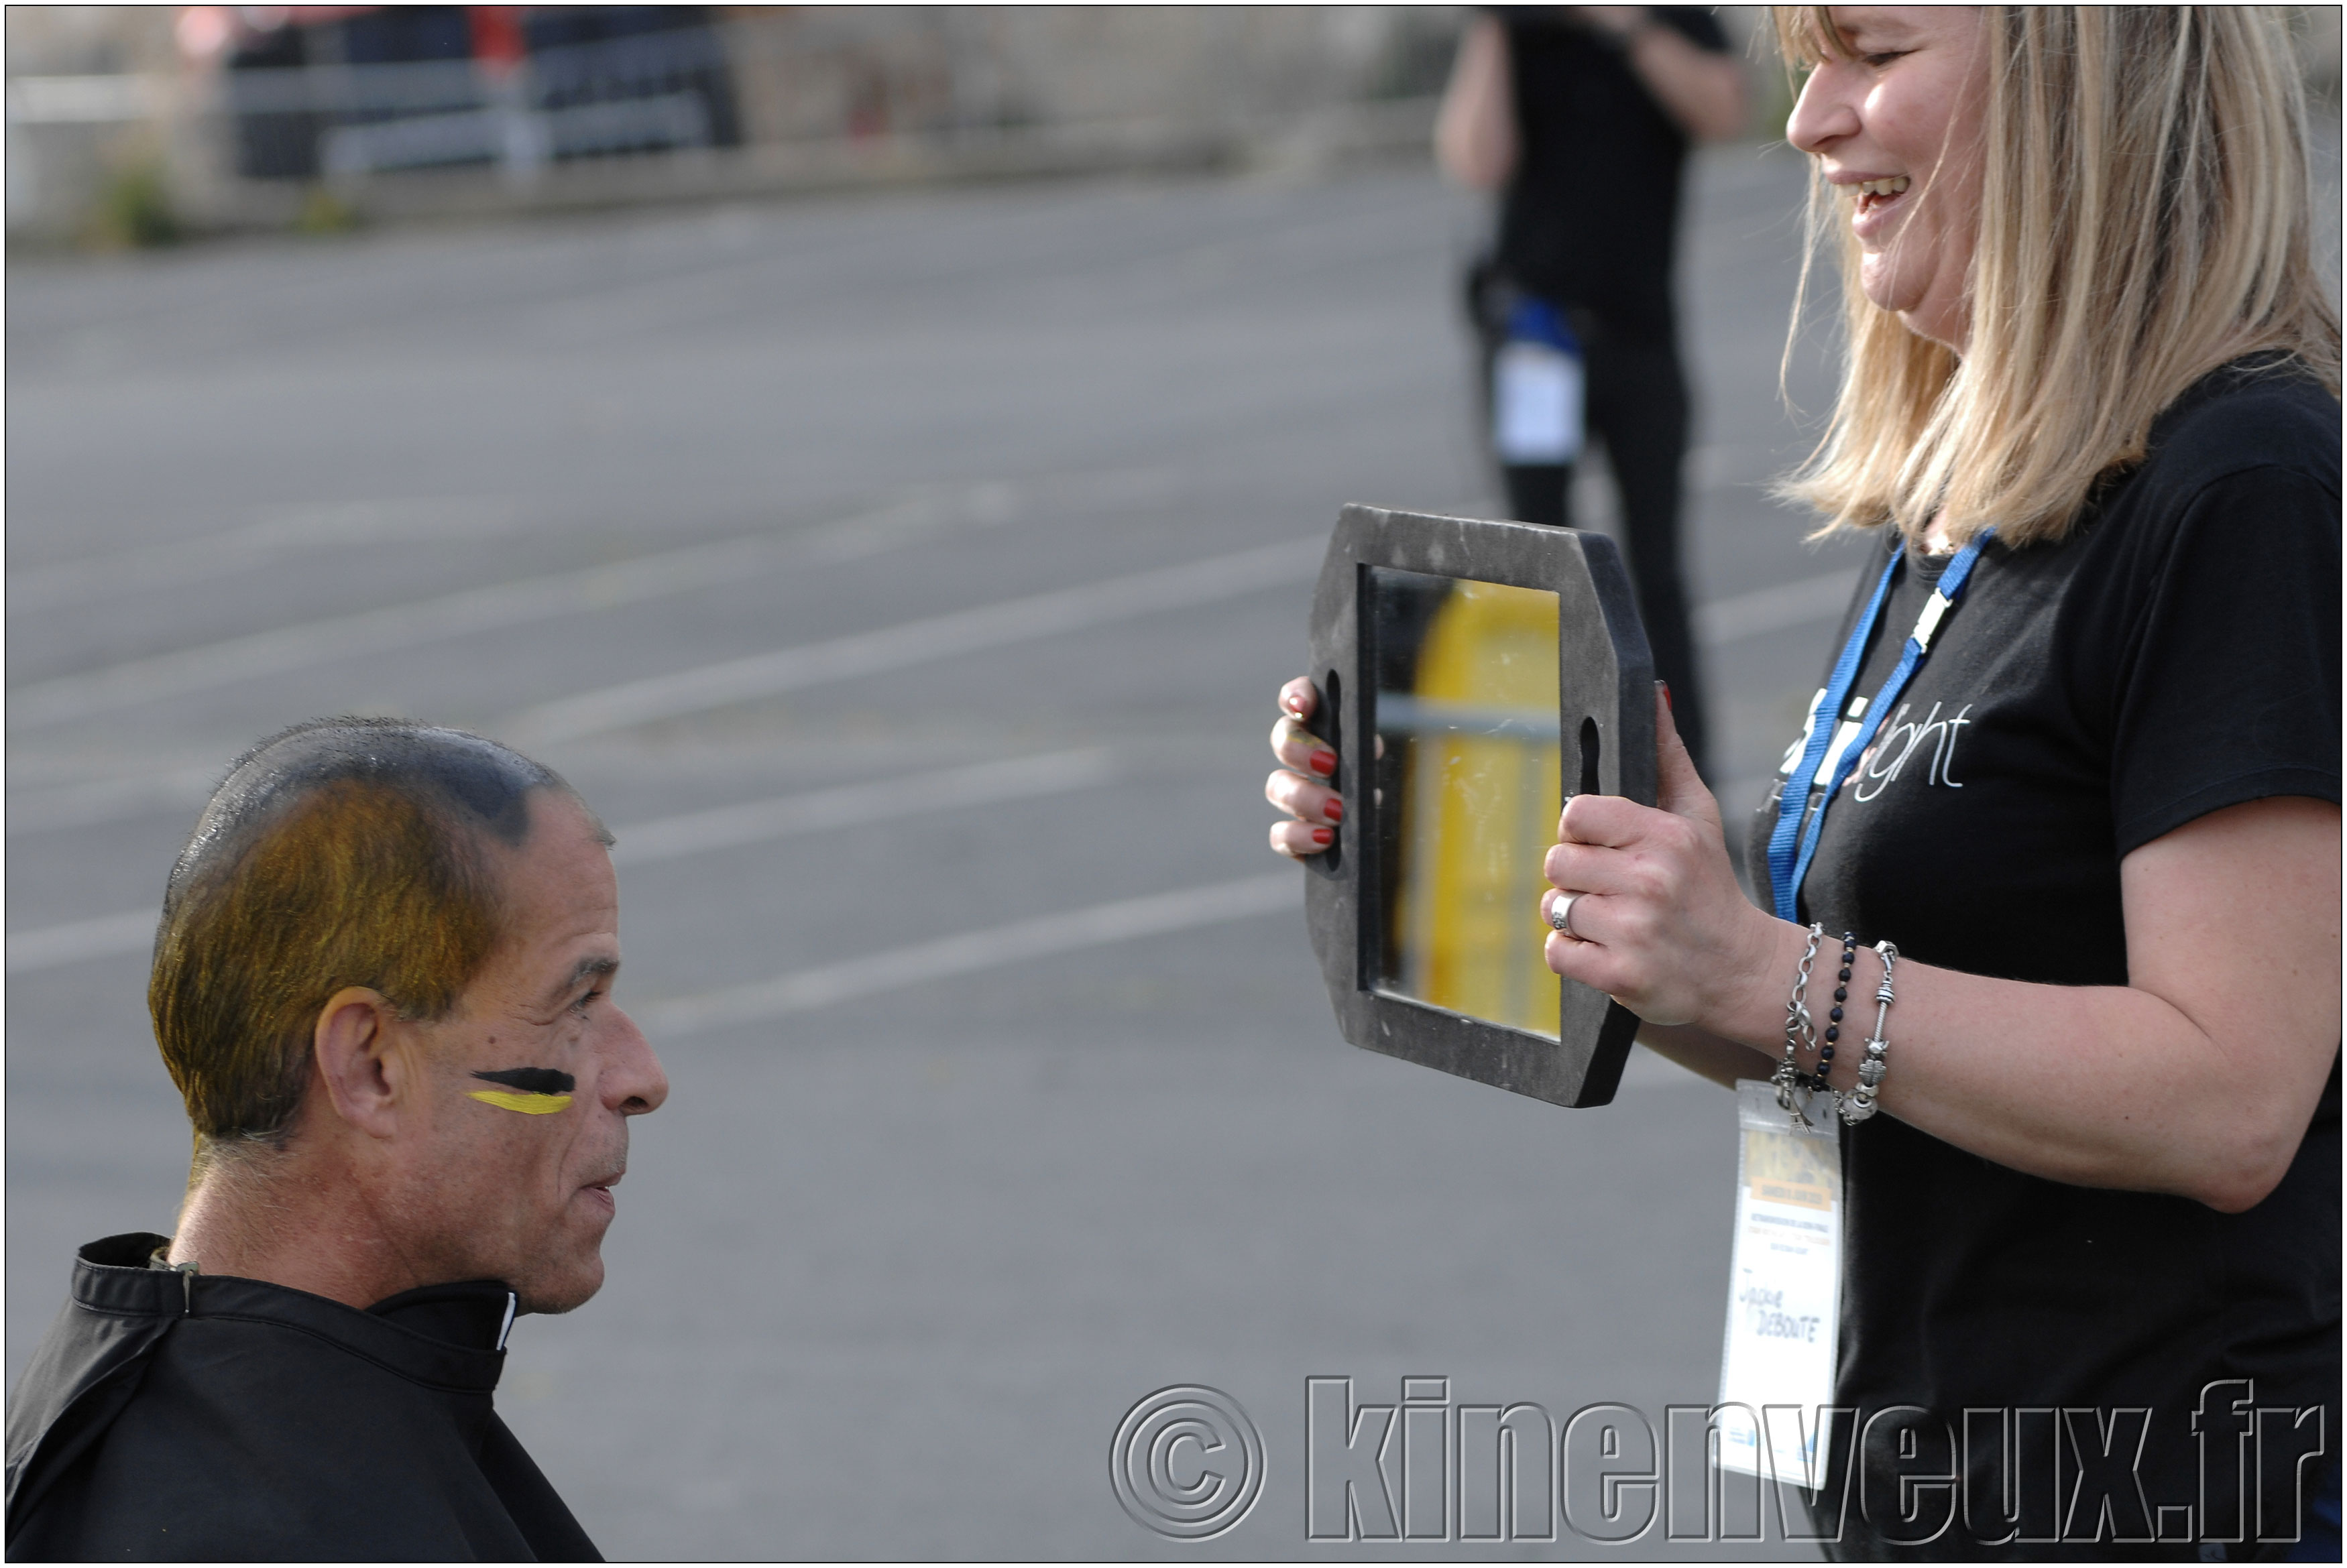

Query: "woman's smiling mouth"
(1847, 174), (1914, 237)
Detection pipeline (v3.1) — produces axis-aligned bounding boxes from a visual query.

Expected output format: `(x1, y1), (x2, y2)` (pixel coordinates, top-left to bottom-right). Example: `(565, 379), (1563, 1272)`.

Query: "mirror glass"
(1369, 566), (1562, 1037)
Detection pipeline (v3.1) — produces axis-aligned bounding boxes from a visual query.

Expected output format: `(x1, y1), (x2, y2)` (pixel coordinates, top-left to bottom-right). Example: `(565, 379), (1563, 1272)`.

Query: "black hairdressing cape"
(5, 1233), (599, 1561)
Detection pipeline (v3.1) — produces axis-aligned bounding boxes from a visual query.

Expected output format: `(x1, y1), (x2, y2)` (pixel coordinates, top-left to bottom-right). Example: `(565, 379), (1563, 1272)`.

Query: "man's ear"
(313, 987), (411, 1140)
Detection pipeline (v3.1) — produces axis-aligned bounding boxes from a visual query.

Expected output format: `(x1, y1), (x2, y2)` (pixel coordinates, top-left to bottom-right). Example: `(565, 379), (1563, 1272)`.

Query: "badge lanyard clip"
(1764, 530), (1995, 922)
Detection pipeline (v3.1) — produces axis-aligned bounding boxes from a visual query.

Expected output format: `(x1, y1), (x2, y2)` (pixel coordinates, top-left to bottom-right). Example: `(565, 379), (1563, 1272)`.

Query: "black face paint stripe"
(472, 1067), (576, 1095)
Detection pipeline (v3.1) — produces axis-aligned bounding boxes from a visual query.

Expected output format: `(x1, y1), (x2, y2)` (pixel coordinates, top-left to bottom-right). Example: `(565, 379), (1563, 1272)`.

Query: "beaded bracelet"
(1772, 923), (1824, 1116)
(1837, 941), (1899, 1124)
(1817, 930), (1860, 1087)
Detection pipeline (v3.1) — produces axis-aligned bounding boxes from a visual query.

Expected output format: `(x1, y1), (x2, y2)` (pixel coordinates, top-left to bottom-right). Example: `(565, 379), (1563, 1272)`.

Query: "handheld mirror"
(1302, 505), (1656, 1108)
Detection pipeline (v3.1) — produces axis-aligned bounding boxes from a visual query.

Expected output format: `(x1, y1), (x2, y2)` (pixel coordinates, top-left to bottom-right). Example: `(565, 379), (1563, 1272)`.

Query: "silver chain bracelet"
(1837, 940), (1898, 1124)
(1772, 923), (1824, 1120)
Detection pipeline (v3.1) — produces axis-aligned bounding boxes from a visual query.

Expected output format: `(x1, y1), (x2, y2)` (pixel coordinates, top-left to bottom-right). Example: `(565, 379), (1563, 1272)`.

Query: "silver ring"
(1548, 894), (1581, 937)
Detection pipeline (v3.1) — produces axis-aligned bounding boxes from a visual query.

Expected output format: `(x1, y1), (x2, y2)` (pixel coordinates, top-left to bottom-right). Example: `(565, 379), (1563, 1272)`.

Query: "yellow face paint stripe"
(468, 1089), (574, 1115)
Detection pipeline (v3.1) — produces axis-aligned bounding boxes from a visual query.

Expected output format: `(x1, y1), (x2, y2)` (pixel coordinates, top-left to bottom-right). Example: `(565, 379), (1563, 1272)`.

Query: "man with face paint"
(5, 719), (668, 1561)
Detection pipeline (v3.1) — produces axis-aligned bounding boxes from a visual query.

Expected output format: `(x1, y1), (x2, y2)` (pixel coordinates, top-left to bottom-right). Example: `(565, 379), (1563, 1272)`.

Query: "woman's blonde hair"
(1772, 7), (2341, 548)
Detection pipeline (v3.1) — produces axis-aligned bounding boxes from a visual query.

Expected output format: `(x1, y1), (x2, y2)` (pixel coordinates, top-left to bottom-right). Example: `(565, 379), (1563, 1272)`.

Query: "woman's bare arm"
(1849, 794), (2340, 1209)
(1435, 16), (1518, 190)
(1581, 7), (1750, 144)
(1540, 694), (2341, 1213)
(1635, 1024), (1769, 1089)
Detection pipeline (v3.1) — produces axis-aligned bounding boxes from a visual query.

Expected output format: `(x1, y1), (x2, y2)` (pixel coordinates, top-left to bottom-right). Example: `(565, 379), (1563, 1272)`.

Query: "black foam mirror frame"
(1303, 504), (1658, 1109)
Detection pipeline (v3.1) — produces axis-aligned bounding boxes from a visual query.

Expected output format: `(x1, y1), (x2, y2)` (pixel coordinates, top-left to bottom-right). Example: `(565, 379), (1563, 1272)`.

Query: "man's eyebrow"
(545, 955), (618, 1006)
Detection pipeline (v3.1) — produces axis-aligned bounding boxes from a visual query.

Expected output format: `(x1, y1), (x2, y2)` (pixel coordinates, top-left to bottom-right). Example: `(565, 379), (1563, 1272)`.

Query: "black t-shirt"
(1493, 6), (1729, 345)
(1742, 361), (2342, 1557)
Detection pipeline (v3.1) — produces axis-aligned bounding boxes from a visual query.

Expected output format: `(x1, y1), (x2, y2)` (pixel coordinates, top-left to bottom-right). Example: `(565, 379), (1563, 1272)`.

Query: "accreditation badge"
(1493, 338), (1585, 464)
(1715, 1079), (1843, 1488)
(1491, 298), (1585, 466)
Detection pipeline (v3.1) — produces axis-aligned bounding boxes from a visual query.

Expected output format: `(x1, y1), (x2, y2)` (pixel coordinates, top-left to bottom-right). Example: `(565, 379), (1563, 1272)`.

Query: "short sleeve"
(2106, 464), (2342, 855)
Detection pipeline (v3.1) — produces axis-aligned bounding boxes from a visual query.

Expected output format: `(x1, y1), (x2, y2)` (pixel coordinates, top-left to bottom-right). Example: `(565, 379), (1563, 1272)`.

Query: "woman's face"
(1786, 7), (1989, 349)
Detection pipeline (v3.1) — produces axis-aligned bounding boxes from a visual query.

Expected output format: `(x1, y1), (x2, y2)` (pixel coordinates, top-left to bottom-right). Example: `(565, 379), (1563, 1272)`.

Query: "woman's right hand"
(1265, 675), (1342, 857)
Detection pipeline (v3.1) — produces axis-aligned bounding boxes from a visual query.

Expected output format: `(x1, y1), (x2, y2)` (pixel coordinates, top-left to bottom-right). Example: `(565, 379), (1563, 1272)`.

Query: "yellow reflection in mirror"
(1385, 579), (1562, 1036)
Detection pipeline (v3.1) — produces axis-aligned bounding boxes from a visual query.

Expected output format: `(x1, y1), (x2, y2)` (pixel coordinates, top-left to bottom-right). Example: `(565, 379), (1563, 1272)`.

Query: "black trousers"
(1490, 326), (1709, 775)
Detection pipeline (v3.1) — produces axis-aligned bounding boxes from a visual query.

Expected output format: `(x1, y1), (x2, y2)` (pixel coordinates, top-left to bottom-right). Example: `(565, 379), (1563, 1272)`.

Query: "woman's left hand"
(1540, 687), (1790, 1030)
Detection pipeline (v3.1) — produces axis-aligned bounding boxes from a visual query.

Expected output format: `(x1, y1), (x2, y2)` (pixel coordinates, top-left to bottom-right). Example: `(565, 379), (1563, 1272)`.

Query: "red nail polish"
(1311, 826), (1334, 846)
(1660, 680), (1674, 712)
(1324, 799), (1344, 824)
(1310, 751), (1337, 777)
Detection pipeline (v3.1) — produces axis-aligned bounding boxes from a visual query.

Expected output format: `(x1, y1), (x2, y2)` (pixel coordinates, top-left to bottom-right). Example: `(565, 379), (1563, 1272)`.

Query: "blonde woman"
(1267, 7), (2339, 1554)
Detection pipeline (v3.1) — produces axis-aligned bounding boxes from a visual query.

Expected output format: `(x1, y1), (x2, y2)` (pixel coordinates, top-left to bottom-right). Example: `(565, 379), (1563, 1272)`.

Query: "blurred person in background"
(1437, 5), (1746, 773)
(1283, 7), (2339, 1553)
(7, 721), (665, 1561)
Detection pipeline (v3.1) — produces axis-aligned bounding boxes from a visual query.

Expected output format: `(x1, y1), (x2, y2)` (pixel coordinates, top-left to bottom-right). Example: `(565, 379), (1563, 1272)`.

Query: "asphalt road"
(8, 147), (1882, 1559)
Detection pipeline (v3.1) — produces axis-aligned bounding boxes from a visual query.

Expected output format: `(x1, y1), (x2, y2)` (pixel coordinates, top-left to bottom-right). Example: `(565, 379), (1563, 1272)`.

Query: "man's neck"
(171, 1146), (433, 1310)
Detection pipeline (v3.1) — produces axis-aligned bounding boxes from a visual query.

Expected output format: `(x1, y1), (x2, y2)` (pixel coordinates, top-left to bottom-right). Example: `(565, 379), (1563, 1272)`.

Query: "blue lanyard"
(1765, 530), (1996, 921)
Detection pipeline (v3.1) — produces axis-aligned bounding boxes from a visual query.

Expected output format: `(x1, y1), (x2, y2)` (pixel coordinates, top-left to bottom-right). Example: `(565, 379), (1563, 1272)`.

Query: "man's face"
(390, 791), (668, 1313)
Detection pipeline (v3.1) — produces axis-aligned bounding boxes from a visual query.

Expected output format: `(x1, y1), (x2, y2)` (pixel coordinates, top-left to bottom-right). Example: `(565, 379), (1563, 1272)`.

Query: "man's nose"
(603, 1006), (670, 1114)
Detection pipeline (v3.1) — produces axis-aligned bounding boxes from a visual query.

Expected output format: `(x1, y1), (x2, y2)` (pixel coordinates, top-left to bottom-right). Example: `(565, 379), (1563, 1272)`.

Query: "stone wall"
(714, 6), (1458, 147)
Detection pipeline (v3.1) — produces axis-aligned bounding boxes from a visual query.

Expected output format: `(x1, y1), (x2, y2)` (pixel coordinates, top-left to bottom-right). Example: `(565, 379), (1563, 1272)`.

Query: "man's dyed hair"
(149, 718), (594, 1166)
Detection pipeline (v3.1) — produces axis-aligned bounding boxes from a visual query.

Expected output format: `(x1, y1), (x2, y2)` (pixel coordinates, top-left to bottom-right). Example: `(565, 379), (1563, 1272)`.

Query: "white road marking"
(632, 871), (1298, 1036)
(7, 764), (225, 837)
(6, 747), (1122, 972)
(608, 748), (1115, 867)
(1694, 568), (1859, 646)
(5, 909), (158, 973)
(3, 568), (1860, 973)
(506, 534), (1328, 745)
(7, 497), (526, 616)
(3, 491), (996, 731)
(3, 550), (1854, 834)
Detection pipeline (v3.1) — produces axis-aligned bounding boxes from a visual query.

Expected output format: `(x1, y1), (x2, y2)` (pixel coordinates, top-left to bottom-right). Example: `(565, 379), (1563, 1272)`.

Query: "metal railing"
(219, 25), (736, 182)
